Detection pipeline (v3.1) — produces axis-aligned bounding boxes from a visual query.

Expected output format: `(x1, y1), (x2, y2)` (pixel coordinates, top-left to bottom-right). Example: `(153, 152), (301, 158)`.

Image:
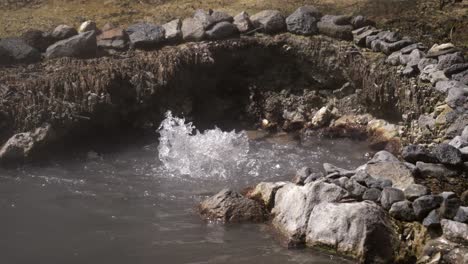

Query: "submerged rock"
(306, 201), (397, 263)
(199, 188), (267, 223)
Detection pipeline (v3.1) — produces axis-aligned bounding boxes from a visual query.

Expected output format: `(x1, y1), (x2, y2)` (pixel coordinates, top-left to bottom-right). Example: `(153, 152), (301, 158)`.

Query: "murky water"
(0, 115), (370, 264)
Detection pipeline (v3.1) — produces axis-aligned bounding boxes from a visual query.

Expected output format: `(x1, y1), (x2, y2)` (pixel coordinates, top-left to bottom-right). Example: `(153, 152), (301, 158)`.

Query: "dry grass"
(0, 0), (467, 48)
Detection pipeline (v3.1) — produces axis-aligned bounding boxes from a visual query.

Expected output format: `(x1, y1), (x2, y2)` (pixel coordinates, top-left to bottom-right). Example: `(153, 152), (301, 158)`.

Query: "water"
(0, 114), (370, 264)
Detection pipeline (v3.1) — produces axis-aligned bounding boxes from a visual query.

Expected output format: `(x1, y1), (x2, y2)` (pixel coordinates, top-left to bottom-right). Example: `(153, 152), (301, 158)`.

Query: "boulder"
(449, 136), (468, 149)
(193, 9), (215, 29)
(413, 195), (444, 220)
(97, 28), (128, 50)
(437, 52), (465, 71)
(272, 181), (348, 245)
(306, 201), (397, 263)
(51, 24), (78, 40)
(250, 10), (286, 34)
(78, 20), (97, 33)
(351, 15), (375, 29)
(0, 125), (54, 161)
(45, 31), (97, 59)
(404, 184), (429, 201)
(389, 200), (416, 221)
(381, 187), (405, 210)
(362, 188), (382, 202)
(285, 6), (319, 35)
(422, 209), (441, 228)
(445, 63), (468, 78)
(402, 145), (436, 164)
(441, 219), (468, 244)
(247, 182), (286, 209)
(233, 11), (252, 33)
(446, 85), (468, 108)
(199, 188), (267, 223)
(20, 29), (55, 52)
(311, 105), (333, 127)
(181, 17), (205, 41)
(454, 207), (468, 223)
(317, 15), (353, 40)
(162, 19), (182, 42)
(416, 162), (459, 178)
(205, 22), (239, 40)
(365, 162), (414, 190)
(0, 38), (41, 64)
(433, 143), (463, 166)
(427, 43), (459, 58)
(126, 23), (165, 49)
(418, 58), (437, 72)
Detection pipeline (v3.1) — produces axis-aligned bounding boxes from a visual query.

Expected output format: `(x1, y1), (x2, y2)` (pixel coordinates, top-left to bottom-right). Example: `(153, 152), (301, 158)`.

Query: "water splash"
(157, 112), (249, 179)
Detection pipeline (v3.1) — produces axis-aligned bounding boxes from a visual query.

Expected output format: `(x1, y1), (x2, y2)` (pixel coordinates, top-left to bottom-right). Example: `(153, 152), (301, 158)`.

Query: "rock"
(462, 126), (468, 141)
(323, 163), (355, 177)
(45, 31), (97, 59)
(78, 20), (97, 33)
(311, 105), (333, 127)
(381, 187), (405, 210)
(199, 188), (267, 223)
(449, 136), (468, 149)
(233, 11), (252, 33)
(333, 177), (350, 189)
(462, 190), (468, 206)
(454, 207), (468, 223)
(390, 200), (416, 221)
(362, 188), (382, 202)
(368, 150), (399, 164)
(351, 15), (375, 29)
(181, 17), (205, 41)
(445, 63), (468, 78)
(404, 184), (429, 201)
(51, 24), (78, 40)
(162, 19), (182, 42)
(193, 9), (215, 29)
(441, 219), (468, 244)
(433, 143), (463, 166)
(102, 22), (117, 32)
(400, 43), (427, 54)
(413, 195), (444, 220)
(306, 201), (396, 263)
(97, 28), (129, 50)
(446, 85), (468, 108)
(20, 29), (55, 52)
(427, 43), (459, 58)
(126, 23), (165, 49)
(250, 10), (286, 34)
(353, 27), (379, 46)
(285, 6), (319, 35)
(304, 172), (325, 184)
(247, 182), (286, 209)
(402, 145), (436, 164)
(345, 179), (368, 199)
(0, 38), (41, 64)
(418, 58), (437, 72)
(205, 22), (239, 40)
(386, 51), (404, 66)
(317, 15), (353, 40)
(272, 181), (348, 245)
(365, 162), (415, 190)
(376, 31), (401, 42)
(406, 49), (425, 68)
(420, 64), (449, 84)
(416, 162), (459, 178)
(0, 125), (54, 161)
(453, 69), (468, 85)
(210, 11), (234, 25)
(440, 196), (461, 219)
(292, 167), (311, 185)
(437, 52), (465, 71)
(435, 80), (463, 93)
(423, 209), (441, 228)
(378, 39), (414, 55)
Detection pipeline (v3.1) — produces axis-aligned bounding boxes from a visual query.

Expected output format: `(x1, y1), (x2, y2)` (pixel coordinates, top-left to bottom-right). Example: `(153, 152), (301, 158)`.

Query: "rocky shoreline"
(0, 5), (467, 264)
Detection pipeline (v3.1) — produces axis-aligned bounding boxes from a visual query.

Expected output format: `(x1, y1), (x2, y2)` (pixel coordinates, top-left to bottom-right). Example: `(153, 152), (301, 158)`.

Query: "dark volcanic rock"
(0, 38), (41, 64)
(45, 31), (97, 59)
(199, 189), (267, 223)
(389, 200), (416, 221)
(433, 143), (463, 166)
(126, 23), (165, 49)
(250, 10), (286, 34)
(285, 6), (320, 35)
(413, 195), (444, 220)
(402, 145), (437, 164)
(205, 22), (239, 40)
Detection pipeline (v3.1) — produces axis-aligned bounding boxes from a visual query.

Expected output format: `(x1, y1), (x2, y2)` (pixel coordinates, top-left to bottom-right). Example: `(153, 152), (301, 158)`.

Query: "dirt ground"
(0, 0), (467, 49)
